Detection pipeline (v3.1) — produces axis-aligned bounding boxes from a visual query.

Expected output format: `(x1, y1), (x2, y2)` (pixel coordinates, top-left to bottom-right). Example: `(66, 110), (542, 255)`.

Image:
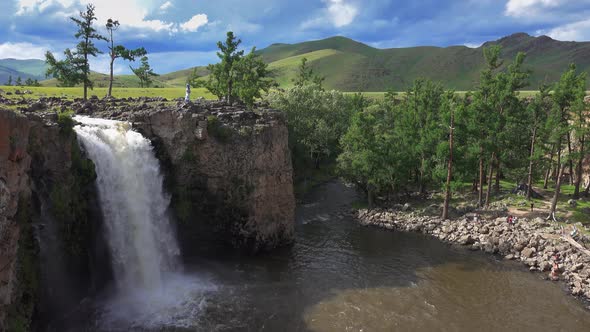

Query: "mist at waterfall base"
(74, 116), (215, 330)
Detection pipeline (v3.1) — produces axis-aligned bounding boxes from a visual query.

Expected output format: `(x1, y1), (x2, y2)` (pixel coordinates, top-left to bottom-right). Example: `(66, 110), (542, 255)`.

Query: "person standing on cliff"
(185, 83), (191, 102)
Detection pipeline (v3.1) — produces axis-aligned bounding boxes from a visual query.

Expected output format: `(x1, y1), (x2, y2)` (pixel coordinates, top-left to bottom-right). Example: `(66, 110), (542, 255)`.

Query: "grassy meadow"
(0, 85), (216, 100)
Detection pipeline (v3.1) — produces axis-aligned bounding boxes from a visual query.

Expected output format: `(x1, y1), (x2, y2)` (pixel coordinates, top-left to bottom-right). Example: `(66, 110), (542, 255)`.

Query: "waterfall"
(73, 116), (180, 291)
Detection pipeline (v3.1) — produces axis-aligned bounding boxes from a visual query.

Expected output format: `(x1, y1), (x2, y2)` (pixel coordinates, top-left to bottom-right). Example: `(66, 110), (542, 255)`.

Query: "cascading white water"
(73, 116), (180, 291)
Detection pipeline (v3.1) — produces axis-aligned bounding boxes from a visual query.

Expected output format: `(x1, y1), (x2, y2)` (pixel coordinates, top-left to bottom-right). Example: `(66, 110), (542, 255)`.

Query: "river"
(55, 180), (590, 331)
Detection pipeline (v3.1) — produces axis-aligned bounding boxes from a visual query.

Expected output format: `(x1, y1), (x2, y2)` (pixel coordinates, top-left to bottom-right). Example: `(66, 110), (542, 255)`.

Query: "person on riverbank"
(185, 83), (191, 102)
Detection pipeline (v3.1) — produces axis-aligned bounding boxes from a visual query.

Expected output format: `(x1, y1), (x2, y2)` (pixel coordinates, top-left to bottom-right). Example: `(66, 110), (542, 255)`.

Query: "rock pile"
(357, 208), (590, 304)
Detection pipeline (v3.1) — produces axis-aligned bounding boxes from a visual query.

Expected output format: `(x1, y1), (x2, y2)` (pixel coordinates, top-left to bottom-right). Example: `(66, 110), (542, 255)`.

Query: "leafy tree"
(45, 48), (85, 87)
(547, 64), (586, 220)
(232, 48), (277, 107)
(194, 31), (275, 106)
(292, 57), (325, 89)
(33, 79), (40, 87)
(267, 84), (356, 170)
(45, 4), (106, 99)
(70, 4), (106, 99)
(525, 86), (551, 200)
(468, 46), (529, 207)
(397, 79), (448, 193)
(24, 78), (34, 86)
(15, 76), (22, 86)
(6, 75), (12, 86)
(105, 18), (147, 97)
(130, 56), (158, 88)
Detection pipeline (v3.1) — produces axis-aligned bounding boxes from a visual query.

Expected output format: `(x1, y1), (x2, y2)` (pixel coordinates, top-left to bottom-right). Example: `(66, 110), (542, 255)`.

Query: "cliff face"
(130, 104), (295, 252)
(0, 110), (104, 331)
(0, 110), (32, 329)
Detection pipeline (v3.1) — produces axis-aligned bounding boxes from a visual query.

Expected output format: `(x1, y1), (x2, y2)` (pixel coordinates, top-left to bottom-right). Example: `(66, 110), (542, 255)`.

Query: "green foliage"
(292, 57), (325, 88)
(193, 32), (275, 106)
(57, 110), (75, 136)
(267, 83), (357, 171)
(15, 76), (22, 86)
(338, 78), (456, 195)
(130, 56), (158, 88)
(45, 4), (106, 98)
(6, 75), (12, 86)
(106, 18), (147, 96)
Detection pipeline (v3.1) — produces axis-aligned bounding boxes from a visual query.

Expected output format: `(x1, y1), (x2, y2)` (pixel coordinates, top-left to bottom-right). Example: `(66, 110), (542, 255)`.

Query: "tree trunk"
(419, 156), (426, 194)
(543, 146), (554, 189)
(484, 152), (495, 208)
(478, 147), (484, 208)
(573, 135), (585, 199)
(442, 111), (454, 220)
(548, 163), (566, 221)
(526, 127), (537, 200)
(227, 79), (233, 105)
(555, 148), (562, 185)
(472, 178), (478, 192)
(108, 55), (115, 98)
(567, 132), (574, 185)
(494, 157), (501, 193)
(367, 184), (374, 210)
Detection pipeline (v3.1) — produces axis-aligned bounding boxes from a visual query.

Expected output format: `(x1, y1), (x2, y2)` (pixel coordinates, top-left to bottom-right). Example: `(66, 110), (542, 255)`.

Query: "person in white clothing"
(185, 83), (191, 102)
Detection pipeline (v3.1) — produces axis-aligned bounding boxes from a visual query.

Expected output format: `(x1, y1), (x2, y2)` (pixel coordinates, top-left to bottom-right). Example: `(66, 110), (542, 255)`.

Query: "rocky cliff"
(0, 110), (32, 330)
(0, 109), (106, 331)
(127, 102), (295, 252)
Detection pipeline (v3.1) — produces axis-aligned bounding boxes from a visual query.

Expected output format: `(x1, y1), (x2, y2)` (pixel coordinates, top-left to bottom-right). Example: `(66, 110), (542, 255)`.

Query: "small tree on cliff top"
(45, 4), (106, 99)
(193, 31), (275, 107)
(106, 18), (147, 97)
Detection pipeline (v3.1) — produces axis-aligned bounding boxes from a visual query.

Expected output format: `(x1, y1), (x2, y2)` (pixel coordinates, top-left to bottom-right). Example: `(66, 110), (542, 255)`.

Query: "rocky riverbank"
(357, 208), (590, 305)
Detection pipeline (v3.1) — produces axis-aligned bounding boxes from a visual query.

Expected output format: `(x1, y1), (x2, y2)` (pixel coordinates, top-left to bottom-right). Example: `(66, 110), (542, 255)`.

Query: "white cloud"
(326, 0), (358, 27)
(504, 0), (562, 18)
(464, 42), (483, 48)
(0, 42), (49, 59)
(540, 19), (590, 41)
(159, 1), (173, 11)
(180, 14), (208, 32)
(301, 0), (358, 30)
(15, 0), (177, 32)
(16, 0), (76, 15)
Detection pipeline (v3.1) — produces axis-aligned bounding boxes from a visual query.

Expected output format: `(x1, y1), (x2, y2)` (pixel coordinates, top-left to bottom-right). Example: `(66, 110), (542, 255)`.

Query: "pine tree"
(130, 56), (158, 88)
(105, 18), (147, 97)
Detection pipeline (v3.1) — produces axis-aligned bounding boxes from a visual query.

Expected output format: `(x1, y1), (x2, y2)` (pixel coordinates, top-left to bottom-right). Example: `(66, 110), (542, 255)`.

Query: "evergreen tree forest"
(267, 46), (590, 221)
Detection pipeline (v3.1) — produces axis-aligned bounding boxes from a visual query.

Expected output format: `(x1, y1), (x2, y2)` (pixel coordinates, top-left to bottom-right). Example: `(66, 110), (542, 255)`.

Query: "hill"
(156, 33), (590, 91)
(0, 58), (46, 84)
(15, 32), (590, 91)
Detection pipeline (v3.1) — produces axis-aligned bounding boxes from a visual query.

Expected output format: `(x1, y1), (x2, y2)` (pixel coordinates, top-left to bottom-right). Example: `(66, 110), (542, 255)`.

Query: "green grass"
(0, 85), (216, 100)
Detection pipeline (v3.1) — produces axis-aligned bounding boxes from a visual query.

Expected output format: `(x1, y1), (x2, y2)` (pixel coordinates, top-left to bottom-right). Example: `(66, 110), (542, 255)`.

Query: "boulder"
(521, 247), (536, 258)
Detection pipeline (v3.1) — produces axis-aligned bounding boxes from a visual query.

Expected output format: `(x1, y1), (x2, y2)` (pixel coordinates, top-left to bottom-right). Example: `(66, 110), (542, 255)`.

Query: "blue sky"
(2, 0), (590, 74)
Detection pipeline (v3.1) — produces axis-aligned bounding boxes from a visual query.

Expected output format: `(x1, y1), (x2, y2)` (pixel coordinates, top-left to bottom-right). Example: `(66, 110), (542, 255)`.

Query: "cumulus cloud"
(326, 0), (357, 27)
(159, 1), (173, 11)
(301, 0), (358, 29)
(180, 14), (208, 32)
(505, 0), (562, 18)
(15, 0), (178, 32)
(0, 42), (49, 59)
(540, 19), (590, 41)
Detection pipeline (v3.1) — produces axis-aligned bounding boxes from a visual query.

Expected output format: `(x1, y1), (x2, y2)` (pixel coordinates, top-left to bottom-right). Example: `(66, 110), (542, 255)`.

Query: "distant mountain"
(33, 33), (590, 91)
(0, 59), (47, 84)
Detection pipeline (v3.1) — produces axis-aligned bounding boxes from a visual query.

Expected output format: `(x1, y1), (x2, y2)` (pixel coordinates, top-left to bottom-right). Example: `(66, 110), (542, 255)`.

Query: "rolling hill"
(0, 58), (47, 84)
(7, 32), (590, 91)
(157, 33), (590, 91)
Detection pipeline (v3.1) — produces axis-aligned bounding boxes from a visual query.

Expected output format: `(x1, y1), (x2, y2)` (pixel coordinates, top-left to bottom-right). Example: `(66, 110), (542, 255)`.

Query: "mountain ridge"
(6, 33), (590, 90)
